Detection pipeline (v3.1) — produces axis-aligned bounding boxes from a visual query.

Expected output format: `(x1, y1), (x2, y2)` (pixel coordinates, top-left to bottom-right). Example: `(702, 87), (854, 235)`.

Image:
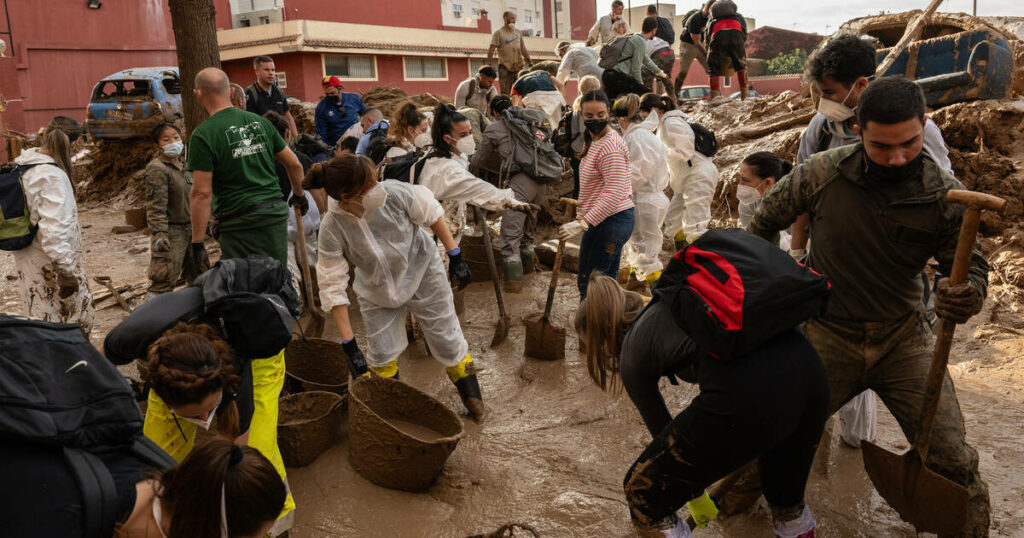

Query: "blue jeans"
(577, 208), (635, 299)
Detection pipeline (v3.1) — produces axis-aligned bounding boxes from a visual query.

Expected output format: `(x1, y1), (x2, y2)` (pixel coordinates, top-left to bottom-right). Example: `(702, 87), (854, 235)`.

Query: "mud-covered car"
(85, 67), (182, 139)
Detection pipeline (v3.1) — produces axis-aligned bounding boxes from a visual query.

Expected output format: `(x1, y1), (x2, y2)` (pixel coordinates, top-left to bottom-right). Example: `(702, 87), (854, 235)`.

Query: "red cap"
(322, 76), (343, 88)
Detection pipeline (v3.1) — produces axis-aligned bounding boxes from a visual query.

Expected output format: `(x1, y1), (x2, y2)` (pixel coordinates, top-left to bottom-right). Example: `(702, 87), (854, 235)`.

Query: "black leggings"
(623, 330), (829, 529)
(602, 69), (651, 102)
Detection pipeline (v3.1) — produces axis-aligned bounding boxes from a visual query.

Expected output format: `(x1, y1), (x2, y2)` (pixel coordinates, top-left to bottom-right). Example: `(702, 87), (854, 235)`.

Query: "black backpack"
(364, 125), (393, 165)
(379, 151), (430, 184)
(499, 106), (564, 184)
(293, 133), (332, 160)
(552, 108), (576, 159)
(690, 122), (719, 158)
(651, 229), (831, 360)
(0, 316), (175, 538)
(0, 163), (41, 251)
(656, 16), (676, 45)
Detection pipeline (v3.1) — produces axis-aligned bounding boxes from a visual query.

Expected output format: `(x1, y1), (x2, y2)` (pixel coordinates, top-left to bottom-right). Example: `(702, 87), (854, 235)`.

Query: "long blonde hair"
(574, 275), (645, 391)
(40, 127), (72, 177)
(573, 75), (602, 111)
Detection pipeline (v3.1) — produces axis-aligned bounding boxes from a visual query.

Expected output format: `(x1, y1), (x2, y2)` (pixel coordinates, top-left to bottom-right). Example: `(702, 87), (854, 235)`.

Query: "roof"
(100, 67), (179, 80)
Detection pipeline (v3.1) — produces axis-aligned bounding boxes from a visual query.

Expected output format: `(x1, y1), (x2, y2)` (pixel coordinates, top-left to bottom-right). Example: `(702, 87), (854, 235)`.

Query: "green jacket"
(144, 157), (191, 235)
(750, 143), (988, 322)
(613, 34), (664, 83)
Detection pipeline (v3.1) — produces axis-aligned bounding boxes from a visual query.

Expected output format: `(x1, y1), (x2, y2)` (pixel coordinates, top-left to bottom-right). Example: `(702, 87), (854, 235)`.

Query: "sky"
(600, 0), (1024, 35)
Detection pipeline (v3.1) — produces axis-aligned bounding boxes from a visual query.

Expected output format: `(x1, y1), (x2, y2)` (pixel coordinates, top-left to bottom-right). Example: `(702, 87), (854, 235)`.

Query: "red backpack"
(651, 228), (831, 359)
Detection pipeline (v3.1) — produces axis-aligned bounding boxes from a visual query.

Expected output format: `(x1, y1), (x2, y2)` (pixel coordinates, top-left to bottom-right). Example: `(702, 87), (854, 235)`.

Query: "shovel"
(861, 189), (1005, 535)
(524, 198), (578, 361)
(472, 206), (511, 347)
(93, 275), (133, 313)
(293, 205), (327, 338)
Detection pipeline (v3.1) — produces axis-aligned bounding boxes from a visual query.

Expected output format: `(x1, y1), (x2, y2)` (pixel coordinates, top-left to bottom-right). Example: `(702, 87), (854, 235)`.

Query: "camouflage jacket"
(750, 143), (988, 322)
(144, 157), (191, 235)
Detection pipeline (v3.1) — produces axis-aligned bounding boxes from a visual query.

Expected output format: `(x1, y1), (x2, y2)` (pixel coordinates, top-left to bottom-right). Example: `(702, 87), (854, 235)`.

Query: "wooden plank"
(875, 0), (945, 77)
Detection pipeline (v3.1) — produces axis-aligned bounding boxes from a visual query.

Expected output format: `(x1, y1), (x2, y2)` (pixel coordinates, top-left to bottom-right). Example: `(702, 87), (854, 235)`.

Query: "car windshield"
(92, 79), (152, 102)
(680, 88), (709, 99)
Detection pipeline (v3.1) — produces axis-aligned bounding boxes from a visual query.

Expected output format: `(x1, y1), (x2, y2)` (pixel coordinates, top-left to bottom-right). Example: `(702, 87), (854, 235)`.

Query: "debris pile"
(290, 101), (318, 135)
(77, 139), (152, 206)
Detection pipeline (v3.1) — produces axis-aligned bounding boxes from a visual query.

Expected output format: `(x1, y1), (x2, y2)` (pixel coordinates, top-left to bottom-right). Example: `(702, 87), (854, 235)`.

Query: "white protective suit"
(11, 148), (94, 335)
(316, 180), (468, 368)
(520, 90), (566, 127)
(417, 152), (517, 267)
(621, 121), (670, 280)
(657, 110), (719, 241)
(286, 191), (320, 294)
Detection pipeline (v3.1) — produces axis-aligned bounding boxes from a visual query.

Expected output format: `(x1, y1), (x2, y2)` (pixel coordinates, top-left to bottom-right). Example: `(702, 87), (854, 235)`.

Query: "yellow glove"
(686, 491), (719, 529)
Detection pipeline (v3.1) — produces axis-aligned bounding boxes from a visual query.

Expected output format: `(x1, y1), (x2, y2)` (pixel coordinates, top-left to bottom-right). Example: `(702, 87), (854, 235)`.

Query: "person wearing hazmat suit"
(312, 155), (486, 422)
(637, 94), (719, 249)
(612, 94), (670, 286)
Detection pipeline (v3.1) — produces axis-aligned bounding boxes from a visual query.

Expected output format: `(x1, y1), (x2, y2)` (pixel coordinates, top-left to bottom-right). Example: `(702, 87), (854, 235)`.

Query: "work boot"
(709, 89), (722, 99)
(740, 86), (749, 100)
(772, 504), (815, 538)
(520, 247), (536, 274)
(503, 259), (524, 293)
(446, 355), (485, 422)
(370, 360), (399, 380)
(673, 230), (689, 252)
(644, 270), (662, 287)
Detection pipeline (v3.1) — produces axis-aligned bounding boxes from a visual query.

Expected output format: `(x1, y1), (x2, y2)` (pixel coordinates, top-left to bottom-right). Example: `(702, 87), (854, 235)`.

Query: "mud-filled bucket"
(278, 391), (346, 467)
(348, 375), (465, 491)
(285, 338), (349, 396)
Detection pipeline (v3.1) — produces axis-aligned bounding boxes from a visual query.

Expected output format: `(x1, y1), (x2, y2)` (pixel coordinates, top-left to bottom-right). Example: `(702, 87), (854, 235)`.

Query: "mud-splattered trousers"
(14, 246), (94, 337)
(804, 310), (989, 537)
(623, 330), (829, 530)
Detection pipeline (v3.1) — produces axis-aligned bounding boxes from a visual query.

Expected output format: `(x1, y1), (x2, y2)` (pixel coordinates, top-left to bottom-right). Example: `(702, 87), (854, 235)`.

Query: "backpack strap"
(817, 125), (833, 154)
(130, 435), (176, 469)
(64, 447), (118, 538)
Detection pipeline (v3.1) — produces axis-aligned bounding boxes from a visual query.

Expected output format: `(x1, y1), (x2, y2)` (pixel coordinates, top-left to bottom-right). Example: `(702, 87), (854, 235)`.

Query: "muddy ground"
(2, 203), (1023, 537)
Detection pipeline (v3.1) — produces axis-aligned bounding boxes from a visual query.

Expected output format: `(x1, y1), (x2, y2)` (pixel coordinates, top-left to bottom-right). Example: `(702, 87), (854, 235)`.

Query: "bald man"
(186, 67), (306, 268)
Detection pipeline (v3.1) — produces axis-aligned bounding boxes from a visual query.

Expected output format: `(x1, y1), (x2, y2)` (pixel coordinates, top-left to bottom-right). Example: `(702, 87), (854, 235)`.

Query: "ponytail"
(639, 92), (673, 114)
(429, 104), (468, 159)
(611, 93), (643, 123)
(742, 151), (793, 182)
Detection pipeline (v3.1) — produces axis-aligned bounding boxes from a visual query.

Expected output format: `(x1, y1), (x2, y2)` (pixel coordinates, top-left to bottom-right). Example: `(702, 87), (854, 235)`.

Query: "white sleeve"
(419, 159), (515, 211)
(405, 184), (446, 227)
(588, 18), (602, 42)
(923, 118), (954, 176)
(24, 165), (79, 270)
(663, 117), (696, 163)
(556, 52), (573, 84)
(315, 221), (352, 310)
(454, 80), (469, 109)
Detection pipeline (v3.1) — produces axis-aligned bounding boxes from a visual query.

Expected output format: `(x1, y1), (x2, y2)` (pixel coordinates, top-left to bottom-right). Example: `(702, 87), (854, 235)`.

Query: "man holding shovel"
(750, 77), (990, 536)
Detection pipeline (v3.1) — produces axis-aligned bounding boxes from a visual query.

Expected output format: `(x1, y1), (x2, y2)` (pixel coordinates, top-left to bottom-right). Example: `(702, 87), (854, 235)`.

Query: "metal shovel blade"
(523, 312), (565, 361)
(861, 440), (969, 534)
(490, 314), (510, 348)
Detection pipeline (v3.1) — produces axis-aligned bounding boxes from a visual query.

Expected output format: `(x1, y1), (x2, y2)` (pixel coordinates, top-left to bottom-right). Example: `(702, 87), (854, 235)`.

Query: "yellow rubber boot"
(645, 271), (662, 286)
(445, 354), (485, 422)
(249, 349), (296, 523)
(673, 229), (688, 251)
(370, 360), (400, 379)
(686, 491), (719, 528)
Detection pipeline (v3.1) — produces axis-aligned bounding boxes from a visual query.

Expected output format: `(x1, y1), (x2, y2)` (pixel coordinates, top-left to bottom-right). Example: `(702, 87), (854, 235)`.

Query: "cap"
(322, 76), (343, 88)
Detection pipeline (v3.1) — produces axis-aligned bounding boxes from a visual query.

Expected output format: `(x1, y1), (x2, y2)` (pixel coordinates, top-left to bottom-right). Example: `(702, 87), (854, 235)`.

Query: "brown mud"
(278, 391), (346, 468)
(3, 205), (1024, 536)
(387, 419), (446, 443)
(286, 338), (350, 396)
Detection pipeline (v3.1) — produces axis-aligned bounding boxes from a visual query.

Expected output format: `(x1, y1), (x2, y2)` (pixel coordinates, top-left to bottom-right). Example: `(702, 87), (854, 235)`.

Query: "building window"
(258, 15), (270, 24)
(405, 57), (447, 80)
(554, 1), (563, 11)
(453, 2), (462, 17)
(469, 58), (490, 75)
(471, 0), (480, 15)
(323, 54), (376, 79)
(275, 72), (287, 88)
(724, 76), (732, 86)
(524, 10), (532, 22)
(509, 7), (517, 16)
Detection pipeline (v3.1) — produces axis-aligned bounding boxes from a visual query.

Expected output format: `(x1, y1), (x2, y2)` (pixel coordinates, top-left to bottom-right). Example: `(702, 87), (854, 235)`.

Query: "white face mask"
(176, 409), (216, 430)
(361, 184), (388, 210)
(162, 140), (184, 158)
(454, 135), (476, 157)
(413, 131), (432, 149)
(817, 87), (855, 123)
(736, 184), (762, 205)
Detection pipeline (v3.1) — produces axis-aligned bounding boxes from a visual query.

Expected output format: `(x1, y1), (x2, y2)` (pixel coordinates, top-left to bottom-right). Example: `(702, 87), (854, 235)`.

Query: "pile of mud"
(290, 101), (318, 135)
(77, 139), (152, 206)
(363, 86), (410, 118)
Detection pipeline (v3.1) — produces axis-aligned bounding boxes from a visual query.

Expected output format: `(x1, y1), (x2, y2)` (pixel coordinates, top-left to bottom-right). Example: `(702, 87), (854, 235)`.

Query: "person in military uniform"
(750, 77), (990, 536)
(144, 123), (191, 299)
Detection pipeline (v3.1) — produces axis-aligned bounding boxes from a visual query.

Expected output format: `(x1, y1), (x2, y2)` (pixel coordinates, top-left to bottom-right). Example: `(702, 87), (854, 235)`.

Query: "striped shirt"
(579, 130), (634, 226)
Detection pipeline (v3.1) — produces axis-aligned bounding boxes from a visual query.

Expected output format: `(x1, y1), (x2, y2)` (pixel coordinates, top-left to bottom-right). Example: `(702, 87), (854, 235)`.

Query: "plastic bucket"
(348, 375), (465, 491)
(278, 391), (346, 467)
(285, 338), (349, 396)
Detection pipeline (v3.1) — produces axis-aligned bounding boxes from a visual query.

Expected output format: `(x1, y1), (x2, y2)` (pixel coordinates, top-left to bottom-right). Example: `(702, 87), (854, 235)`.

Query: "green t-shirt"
(186, 107), (287, 217)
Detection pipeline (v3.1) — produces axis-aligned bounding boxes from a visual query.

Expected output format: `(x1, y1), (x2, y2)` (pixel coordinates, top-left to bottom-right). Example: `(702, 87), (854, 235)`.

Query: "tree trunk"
(168, 0), (221, 140)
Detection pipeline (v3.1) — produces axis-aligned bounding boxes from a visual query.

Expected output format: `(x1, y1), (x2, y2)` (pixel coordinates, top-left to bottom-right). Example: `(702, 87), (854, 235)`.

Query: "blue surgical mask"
(162, 140), (185, 158)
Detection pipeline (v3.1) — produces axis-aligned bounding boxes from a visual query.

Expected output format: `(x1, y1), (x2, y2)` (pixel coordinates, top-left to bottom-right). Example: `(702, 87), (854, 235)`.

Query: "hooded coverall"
(11, 148), (94, 336)
(316, 180), (469, 371)
(656, 110), (719, 242)
(621, 121), (670, 281)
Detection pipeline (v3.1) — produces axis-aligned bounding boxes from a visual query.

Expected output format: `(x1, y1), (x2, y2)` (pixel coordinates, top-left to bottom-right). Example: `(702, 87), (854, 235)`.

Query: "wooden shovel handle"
(916, 190), (1005, 458)
(543, 199), (579, 317)
(293, 205), (323, 318)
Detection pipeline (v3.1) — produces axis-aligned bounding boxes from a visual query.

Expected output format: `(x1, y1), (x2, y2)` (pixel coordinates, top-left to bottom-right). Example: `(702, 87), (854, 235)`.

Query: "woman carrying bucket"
(310, 155), (485, 422)
(104, 257), (300, 536)
(575, 274), (828, 538)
